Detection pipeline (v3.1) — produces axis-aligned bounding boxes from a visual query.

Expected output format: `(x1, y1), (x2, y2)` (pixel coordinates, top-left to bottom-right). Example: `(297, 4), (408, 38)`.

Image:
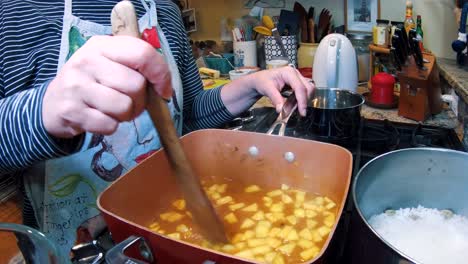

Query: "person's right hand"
(42, 35), (173, 138)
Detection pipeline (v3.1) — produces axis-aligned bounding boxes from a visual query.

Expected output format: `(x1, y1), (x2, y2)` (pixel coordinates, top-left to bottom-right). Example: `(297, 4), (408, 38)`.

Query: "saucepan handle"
(105, 236), (154, 264)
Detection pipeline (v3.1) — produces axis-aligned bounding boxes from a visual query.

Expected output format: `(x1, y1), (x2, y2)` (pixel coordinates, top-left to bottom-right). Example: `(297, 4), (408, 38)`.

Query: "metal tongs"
(266, 90), (298, 136)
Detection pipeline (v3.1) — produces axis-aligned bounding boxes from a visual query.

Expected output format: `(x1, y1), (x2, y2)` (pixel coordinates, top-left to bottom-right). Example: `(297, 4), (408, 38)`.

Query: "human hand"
(246, 66), (314, 116)
(42, 35), (172, 138)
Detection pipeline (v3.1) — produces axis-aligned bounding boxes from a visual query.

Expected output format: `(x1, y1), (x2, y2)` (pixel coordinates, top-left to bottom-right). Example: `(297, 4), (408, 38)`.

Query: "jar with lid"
(373, 19), (390, 47)
(347, 33), (372, 82)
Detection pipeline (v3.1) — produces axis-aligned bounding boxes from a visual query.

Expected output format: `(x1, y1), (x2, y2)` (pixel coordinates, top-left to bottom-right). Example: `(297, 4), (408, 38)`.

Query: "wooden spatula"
(110, 0), (228, 244)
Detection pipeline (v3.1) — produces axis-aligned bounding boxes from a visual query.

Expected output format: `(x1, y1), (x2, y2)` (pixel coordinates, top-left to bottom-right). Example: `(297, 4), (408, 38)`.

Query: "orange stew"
(148, 182), (338, 264)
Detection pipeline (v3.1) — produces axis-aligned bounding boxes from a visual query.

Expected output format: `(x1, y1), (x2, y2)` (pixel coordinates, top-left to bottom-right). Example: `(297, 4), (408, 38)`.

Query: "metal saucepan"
(98, 129), (353, 263)
(293, 88), (365, 144)
(346, 148), (468, 264)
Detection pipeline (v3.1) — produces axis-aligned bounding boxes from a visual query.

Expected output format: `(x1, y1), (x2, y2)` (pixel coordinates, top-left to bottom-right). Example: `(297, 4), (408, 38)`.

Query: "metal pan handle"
(104, 236), (154, 264)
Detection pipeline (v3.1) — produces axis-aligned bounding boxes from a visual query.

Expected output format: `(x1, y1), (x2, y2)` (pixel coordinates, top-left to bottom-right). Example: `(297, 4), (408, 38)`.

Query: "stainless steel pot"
(293, 88), (365, 144)
(346, 148), (468, 264)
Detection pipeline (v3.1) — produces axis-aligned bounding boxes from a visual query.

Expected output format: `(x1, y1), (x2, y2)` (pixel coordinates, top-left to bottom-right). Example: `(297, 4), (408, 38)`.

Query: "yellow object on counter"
(203, 79), (231, 90)
(199, 67), (221, 79)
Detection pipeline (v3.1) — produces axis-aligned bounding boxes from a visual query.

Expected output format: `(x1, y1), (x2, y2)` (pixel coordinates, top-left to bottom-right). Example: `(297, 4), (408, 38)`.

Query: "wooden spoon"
(111, 0), (228, 244)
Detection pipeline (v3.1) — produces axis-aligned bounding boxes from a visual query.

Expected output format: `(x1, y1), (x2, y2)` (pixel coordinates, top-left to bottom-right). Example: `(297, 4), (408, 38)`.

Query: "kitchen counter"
(437, 58), (468, 147)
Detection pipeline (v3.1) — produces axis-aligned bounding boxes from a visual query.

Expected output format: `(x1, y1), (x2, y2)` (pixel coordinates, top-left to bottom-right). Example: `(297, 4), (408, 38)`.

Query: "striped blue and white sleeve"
(0, 81), (81, 176)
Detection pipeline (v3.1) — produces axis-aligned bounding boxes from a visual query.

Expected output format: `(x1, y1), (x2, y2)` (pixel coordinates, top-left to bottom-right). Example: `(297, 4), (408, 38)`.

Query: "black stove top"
(226, 107), (466, 263)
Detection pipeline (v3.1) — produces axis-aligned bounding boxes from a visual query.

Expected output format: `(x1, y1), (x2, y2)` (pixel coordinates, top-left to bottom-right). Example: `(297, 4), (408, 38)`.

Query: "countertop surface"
(438, 58), (468, 103)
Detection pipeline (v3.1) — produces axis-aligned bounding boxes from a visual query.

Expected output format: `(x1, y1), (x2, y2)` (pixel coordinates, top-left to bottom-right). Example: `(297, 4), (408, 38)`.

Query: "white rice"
(368, 206), (468, 264)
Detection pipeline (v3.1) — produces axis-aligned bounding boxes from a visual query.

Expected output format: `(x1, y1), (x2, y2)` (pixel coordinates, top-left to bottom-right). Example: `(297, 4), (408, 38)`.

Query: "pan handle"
(105, 236), (154, 264)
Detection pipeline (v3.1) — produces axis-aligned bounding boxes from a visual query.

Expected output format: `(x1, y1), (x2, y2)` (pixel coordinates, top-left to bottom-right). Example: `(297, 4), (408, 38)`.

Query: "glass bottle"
(416, 15), (425, 51)
(404, 0), (416, 34)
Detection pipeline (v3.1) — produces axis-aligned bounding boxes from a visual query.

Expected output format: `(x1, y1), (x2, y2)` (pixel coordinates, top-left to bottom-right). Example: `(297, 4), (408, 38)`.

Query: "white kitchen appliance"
(313, 34), (358, 92)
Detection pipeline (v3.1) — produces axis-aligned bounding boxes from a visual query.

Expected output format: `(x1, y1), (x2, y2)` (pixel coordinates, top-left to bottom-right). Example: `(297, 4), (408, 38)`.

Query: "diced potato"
(217, 184), (227, 193)
(269, 227), (282, 237)
(307, 219), (318, 229)
(263, 196), (273, 207)
(255, 221), (271, 238)
(245, 185), (261, 193)
(281, 184), (290, 190)
(235, 242), (247, 250)
(247, 238), (266, 247)
(172, 199), (186, 210)
(241, 218), (256, 229)
(221, 244), (236, 253)
(208, 184), (219, 193)
(272, 254), (286, 264)
(300, 246), (320, 260)
(235, 249), (254, 259)
(325, 202), (336, 210)
(267, 237), (282, 248)
(273, 212), (284, 221)
(299, 228), (313, 240)
(267, 190), (283, 197)
(265, 252), (277, 262)
(160, 212), (184, 222)
(216, 196), (233, 206)
(270, 202), (284, 213)
(298, 239), (315, 250)
(305, 210), (318, 218)
(317, 226), (331, 237)
(211, 192), (221, 200)
(265, 213), (277, 222)
(286, 215), (297, 225)
(294, 208), (305, 218)
(251, 245), (271, 255)
(252, 211), (265, 221)
(185, 211), (193, 219)
(314, 196), (325, 205)
(324, 196), (333, 204)
(255, 256), (266, 262)
(278, 225), (293, 239)
(316, 205), (325, 212)
(304, 201), (318, 210)
(277, 243), (296, 255)
(167, 233), (181, 239)
(176, 224), (189, 233)
(158, 229), (165, 234)
(224, 212), (238, 224)
(243, 230), (255, 240)
(229, 202), (245, 211)
(149, 222), (160, 231)
(324, 213), (336, 227)
(295, 191), (306, 204)
(242, 203), (258, 212)
(311, 230), (323, 242)
(286, 229), (299, 241)
(282, 194), (293, 204)
(231, 233), (244, 244)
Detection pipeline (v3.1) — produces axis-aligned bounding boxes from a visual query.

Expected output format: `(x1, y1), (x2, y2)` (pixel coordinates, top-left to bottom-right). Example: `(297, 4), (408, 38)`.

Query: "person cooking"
(0, 0), (313, 257)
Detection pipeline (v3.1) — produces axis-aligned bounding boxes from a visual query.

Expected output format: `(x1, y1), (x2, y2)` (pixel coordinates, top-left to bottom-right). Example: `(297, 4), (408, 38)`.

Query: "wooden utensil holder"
(397, 53), (443, 122)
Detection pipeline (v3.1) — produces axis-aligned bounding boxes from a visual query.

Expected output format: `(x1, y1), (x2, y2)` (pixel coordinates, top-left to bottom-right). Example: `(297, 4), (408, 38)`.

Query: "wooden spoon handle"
(111, 0), (227, 244)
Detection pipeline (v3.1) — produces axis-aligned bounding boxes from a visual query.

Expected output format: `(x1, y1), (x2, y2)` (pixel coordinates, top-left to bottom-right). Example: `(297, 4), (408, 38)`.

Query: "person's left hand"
(221, 66), (314, 117)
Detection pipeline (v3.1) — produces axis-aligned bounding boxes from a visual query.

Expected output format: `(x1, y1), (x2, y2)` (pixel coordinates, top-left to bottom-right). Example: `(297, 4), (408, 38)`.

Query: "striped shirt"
(0, 0), (233, 176)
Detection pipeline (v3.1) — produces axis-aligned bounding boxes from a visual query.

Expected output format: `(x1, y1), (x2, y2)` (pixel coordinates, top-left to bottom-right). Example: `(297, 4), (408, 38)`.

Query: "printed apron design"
(42, 0), (183, 253)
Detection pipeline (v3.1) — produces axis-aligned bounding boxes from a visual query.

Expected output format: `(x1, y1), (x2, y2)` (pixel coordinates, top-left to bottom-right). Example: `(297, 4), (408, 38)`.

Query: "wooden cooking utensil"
(110, 0), (228, 244)
(308, 18), (315, 43)
(293, 1), (309, 43)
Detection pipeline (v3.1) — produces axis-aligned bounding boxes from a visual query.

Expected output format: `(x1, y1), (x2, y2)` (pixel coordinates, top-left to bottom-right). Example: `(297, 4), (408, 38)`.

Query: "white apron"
(40, 0), (183, 253)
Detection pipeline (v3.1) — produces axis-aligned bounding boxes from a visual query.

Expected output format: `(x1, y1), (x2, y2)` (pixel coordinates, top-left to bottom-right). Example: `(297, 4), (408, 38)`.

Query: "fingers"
(81, 81), (144, 122)
(68, 107), (119, 136)
(80, 55), (147, 117)
(279, 67), (310, 116)
(89, 35), (173, 100)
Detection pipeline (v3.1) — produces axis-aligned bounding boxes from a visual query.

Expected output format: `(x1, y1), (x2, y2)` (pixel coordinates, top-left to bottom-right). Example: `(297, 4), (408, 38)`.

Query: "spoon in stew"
(111, 0), (228, 244)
